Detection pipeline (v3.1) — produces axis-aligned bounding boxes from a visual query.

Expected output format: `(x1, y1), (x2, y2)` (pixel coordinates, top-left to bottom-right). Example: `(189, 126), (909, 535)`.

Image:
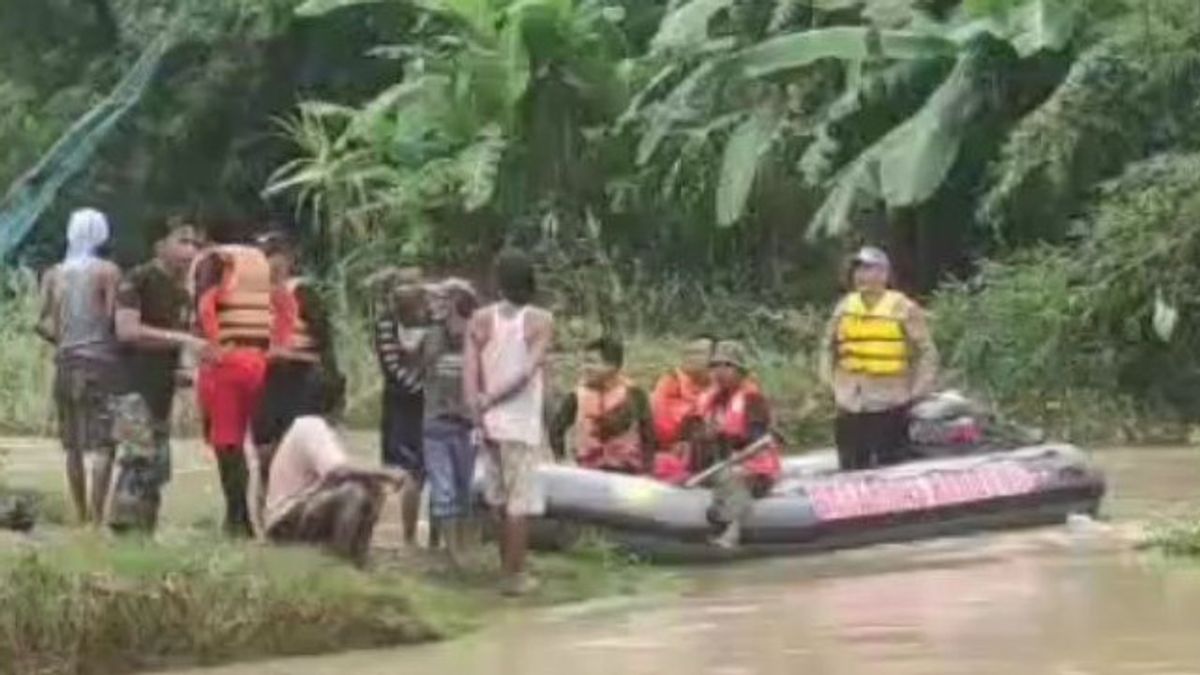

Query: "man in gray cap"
(819, 246), (938, 471)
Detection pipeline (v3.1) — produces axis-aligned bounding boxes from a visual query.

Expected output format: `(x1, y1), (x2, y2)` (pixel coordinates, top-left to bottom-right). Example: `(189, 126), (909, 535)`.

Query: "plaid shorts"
(481, 440), (546, 517)
(54, 358), (116, 454)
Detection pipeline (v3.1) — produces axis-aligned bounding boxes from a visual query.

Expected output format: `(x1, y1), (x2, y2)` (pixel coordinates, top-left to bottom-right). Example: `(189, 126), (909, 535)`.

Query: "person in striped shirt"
(371, 267), (430, 545)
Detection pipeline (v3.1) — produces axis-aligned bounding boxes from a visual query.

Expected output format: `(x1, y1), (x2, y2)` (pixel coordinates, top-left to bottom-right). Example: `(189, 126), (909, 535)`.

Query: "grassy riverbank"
(1142, 518), (1200, 557)
(0, 529), (662, 675)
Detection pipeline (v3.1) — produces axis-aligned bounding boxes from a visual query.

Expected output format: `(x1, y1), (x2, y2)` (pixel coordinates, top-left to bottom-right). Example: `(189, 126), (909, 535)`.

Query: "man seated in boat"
(693, 340), (782, 549)
(549, 336), (656, 474)
(262, 371), (408, 566)
(649, 336), (713, 482)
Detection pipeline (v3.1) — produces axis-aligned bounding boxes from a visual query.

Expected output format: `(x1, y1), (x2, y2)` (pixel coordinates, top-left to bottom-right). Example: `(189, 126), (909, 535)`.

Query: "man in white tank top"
(464, 250), (554, 596)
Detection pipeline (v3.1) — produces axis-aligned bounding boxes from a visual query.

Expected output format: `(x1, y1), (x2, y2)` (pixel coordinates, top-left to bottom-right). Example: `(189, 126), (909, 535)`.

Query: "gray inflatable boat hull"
(527, 445), (1106, 562)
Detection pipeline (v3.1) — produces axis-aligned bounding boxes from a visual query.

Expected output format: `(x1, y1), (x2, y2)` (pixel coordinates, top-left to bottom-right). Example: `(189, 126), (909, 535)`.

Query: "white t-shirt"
(264, 416), (348, 530)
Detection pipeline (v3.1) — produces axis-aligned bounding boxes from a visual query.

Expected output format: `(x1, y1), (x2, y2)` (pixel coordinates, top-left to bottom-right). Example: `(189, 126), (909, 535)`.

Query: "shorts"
(481, 440), (546, 517)
(54, 357), (116, 453)
(252, 360), (319, 449)
(381, 385), (424, 478)
(423, 417), (477, 520)
(198, 348), (268, 451)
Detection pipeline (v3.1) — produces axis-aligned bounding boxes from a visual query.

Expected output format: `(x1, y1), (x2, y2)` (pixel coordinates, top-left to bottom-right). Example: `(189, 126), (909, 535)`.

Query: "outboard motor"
(909, 390), (1043, 458)
(909, 390), (983, 457)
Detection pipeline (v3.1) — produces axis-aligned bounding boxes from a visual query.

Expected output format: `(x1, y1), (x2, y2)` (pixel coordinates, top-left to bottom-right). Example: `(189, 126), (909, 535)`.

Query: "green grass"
(0, 269), (55, 437)
(0, 534), (448, 675)
(1141, 518), (1200, 557)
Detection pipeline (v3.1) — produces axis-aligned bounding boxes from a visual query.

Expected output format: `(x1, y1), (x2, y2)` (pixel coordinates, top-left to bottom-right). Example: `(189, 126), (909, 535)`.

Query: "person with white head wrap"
(62, 208), (111, 267)
(36, 207), (122, 525)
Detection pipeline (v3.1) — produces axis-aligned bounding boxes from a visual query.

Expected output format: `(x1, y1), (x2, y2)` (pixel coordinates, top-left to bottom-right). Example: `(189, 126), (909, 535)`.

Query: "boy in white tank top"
(464, 250), (553, 596)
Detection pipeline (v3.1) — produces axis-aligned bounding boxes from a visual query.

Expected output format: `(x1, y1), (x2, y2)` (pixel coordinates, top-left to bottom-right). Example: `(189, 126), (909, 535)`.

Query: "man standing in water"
(464, 250), (554, 596)
(820, 246), (938, 471)
(37, 208), (122, 525)
(115, 220), (208, 487)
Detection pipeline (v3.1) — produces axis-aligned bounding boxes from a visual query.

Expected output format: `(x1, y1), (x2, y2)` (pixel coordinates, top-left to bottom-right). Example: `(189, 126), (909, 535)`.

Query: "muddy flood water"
(133, 446), (1200, 675)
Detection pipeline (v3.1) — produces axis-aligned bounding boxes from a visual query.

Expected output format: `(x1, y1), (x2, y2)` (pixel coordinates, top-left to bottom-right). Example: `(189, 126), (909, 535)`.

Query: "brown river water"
(140, 446), (1200, 675)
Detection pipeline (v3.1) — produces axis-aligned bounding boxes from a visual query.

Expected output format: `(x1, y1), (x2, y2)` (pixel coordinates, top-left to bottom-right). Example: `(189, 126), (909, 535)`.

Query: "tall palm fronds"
(272, 0), (631, 251)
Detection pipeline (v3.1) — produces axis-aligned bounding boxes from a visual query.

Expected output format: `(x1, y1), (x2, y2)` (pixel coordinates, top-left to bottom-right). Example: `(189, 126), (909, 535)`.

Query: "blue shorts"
(423, 417), (477, 520)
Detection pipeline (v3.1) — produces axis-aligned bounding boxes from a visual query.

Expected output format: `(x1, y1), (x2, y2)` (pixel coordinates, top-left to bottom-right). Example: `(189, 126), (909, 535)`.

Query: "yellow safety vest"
(836, 290), (909, 377)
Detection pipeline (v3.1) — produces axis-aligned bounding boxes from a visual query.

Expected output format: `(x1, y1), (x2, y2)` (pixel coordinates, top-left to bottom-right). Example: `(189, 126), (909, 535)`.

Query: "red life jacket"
(576, 377), (644, 473)
(699, 382), (782, 482)
(651, 369), (707, 447)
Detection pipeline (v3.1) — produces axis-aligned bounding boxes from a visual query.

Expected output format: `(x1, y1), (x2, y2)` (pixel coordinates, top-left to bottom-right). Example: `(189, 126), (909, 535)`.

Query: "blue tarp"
(0, 33), (173, 260)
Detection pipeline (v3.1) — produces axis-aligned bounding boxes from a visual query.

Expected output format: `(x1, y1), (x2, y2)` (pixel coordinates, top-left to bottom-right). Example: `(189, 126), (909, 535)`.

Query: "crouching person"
(263, 382), (407, 565)
(696, 340), (781, 549)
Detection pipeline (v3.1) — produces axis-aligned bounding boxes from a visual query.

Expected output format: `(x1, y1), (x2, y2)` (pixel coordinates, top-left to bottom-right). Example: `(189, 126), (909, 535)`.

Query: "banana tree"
(806, 0), (1085, 238)
(623, 0), (1085, 235)
(274, 0), (630, 249)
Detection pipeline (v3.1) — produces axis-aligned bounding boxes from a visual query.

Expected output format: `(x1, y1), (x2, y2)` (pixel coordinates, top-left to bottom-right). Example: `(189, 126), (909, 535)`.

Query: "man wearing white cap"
(37, 208), (123, 524)
(819, 246), (938, 471)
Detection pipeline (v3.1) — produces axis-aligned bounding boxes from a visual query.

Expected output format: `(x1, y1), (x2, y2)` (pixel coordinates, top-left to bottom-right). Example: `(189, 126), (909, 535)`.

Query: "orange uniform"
(194, 245), (271, 451)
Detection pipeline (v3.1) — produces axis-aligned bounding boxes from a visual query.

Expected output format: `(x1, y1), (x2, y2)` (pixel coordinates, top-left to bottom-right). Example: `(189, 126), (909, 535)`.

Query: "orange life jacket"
(576, 377), (644, 473)
(272, 278), (319, 358)
(195, 245), (271, 345)
(699, 382), (782, 482)
(651, 369), (707, 447)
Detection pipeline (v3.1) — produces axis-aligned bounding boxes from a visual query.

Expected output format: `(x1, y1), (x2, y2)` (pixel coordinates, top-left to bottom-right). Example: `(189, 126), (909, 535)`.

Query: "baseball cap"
(851, 245), (890, 269)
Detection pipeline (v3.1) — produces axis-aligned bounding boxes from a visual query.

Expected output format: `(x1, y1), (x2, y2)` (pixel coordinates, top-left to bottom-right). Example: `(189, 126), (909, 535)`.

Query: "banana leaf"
(716, 103), (783, 227)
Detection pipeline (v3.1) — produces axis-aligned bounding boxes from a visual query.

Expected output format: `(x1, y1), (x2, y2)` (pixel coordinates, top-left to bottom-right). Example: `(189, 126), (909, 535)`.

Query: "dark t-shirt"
(116, 262), (190, 421)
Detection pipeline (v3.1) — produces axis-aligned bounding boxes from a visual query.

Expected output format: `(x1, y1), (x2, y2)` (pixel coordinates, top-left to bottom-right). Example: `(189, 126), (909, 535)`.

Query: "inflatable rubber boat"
(529, 444), (1106, 562)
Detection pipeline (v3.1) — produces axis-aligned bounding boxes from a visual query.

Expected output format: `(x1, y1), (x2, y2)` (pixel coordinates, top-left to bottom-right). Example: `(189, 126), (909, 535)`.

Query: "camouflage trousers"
(705, 467), (772, 530)
(108, 440), (170, 534)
